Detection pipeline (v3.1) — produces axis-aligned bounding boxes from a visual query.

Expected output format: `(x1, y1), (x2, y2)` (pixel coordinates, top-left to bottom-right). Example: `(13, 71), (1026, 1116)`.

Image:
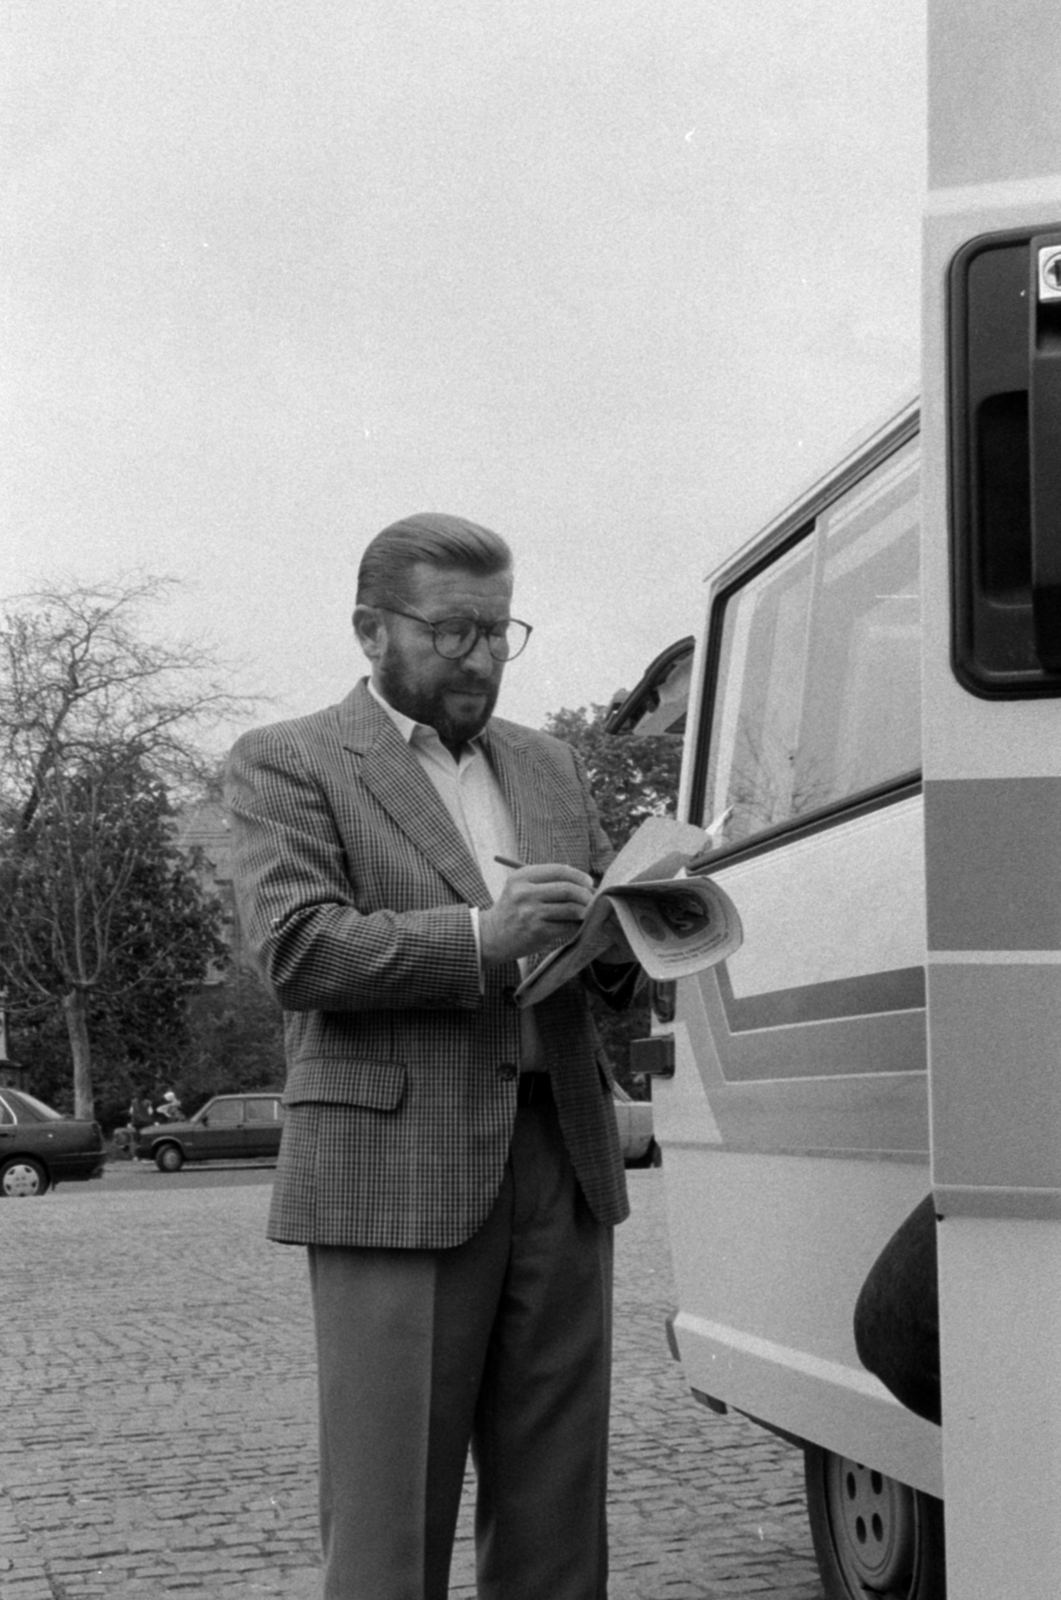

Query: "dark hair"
(356, 513), (512, 607)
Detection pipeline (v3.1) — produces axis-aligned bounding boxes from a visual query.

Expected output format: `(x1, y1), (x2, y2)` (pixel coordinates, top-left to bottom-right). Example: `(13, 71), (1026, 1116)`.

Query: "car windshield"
(6, 1090), (64, 1122)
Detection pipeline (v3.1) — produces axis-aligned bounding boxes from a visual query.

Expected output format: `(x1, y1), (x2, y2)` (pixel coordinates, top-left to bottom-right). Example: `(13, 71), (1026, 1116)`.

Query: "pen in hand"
(495, 854), (603, 887)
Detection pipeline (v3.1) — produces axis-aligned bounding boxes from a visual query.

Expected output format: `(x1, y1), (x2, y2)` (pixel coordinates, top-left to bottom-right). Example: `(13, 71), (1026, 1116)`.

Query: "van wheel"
(155, 1143), (184, 1173)
(804, 1444), (945, 1599)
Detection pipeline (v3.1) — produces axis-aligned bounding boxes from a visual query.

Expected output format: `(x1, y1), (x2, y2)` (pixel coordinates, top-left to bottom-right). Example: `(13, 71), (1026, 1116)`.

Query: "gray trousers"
(308, 1094), (614, 1600)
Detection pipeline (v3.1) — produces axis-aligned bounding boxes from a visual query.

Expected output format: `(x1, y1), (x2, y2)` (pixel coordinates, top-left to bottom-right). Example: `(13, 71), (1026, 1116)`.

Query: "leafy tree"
(0, 578), (249, 1118)
(543, 704), (682, 851)
(182, 971), (287, 1114)
(2, 746), (228, 1126)
(543, 703), (682, 1097)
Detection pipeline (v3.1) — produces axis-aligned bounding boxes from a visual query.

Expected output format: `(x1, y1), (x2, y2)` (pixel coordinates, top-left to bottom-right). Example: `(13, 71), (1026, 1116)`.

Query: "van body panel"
(667, 967), (929, 1160)
(662, 1145), (942, 1498)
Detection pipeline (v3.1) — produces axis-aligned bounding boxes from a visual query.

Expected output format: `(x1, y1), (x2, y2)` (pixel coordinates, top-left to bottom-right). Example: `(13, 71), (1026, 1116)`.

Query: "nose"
(462, 631), (499, 673)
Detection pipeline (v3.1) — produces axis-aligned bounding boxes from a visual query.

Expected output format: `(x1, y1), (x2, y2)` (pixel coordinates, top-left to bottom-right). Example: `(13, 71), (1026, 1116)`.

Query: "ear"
(352, 604), (386, 663)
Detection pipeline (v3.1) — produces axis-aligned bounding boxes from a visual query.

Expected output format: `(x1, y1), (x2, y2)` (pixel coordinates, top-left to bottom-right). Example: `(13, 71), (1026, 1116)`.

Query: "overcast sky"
(2, 0), (925, 749)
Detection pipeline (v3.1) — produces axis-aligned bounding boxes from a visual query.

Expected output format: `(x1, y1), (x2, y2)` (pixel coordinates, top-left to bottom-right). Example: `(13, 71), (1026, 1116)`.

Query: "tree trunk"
(63, 989), (95, 1120)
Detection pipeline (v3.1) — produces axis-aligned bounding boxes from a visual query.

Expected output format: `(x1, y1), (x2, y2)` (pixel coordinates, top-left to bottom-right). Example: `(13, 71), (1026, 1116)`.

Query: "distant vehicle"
(612, 1084), (657, 1167)
(134, 1092), (285, 1171)
(0, 1088), (106, 1197)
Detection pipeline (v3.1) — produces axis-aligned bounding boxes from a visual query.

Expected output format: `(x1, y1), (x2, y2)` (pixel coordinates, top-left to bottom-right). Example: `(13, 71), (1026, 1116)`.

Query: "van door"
(921, 3), (1061, 1591)
(654, 408), (945, 1508)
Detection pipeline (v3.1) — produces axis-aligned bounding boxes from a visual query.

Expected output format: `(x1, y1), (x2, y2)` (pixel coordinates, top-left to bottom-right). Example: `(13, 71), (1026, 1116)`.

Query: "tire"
(804, 1444), (946, 1600)
(154, 1142), (184, 1173)
(1, 1155), (50, 1197)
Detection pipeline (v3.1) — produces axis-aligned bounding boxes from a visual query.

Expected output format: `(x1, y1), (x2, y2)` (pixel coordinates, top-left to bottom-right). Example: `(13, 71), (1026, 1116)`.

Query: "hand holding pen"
(479, 855), (594, 965)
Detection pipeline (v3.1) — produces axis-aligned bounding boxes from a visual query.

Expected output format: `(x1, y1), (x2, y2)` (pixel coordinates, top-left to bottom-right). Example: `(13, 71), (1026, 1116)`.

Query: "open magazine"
(513, 815), (742, 1008)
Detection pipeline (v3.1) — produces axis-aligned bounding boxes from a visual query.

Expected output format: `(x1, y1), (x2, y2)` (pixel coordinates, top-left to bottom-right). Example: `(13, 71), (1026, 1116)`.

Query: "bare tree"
(0, 577), (251, 1117)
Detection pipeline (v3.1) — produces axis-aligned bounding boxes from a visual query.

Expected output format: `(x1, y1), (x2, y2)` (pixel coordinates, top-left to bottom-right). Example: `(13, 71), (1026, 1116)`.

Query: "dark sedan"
(134, 1092), (285, 1171)
(0, 1087), (106, 1197)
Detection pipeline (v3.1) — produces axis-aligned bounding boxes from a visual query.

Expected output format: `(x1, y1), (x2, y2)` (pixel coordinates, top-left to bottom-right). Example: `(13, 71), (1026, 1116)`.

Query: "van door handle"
(1030, 234), (1061, 672)
(948, 224), (1061, 695)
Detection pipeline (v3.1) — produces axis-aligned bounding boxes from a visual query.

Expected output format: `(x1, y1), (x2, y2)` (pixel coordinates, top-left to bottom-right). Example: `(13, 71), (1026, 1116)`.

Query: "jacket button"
(498, 1063), (517, 1081)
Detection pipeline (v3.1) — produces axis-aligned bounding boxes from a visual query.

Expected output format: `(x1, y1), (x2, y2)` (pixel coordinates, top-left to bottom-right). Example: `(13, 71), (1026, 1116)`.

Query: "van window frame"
(689, 412), (921, 854)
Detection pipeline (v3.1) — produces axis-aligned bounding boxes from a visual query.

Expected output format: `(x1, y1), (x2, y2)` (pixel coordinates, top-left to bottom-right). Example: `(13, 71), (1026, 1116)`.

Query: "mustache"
(446, 668), (497, 688)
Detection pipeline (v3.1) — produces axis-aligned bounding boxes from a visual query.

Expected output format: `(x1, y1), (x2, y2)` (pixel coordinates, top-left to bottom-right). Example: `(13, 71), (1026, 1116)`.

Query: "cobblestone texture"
(3, 1167), (822, 1598)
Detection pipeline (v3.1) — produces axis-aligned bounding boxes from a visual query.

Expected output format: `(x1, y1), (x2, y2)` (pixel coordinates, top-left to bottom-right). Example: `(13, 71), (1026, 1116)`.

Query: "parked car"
(612, 1083), (658, 1167)
(0, 1087), (106, 1197)
(134, 1092), (285, 1171)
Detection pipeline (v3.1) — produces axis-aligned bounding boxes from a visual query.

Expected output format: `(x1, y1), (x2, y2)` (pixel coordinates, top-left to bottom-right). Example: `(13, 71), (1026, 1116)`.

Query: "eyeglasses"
(378, 605), (533, 662)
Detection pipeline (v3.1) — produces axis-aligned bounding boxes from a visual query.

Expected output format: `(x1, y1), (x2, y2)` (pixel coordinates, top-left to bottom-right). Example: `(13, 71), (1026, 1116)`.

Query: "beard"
(376, 644), (501, 748)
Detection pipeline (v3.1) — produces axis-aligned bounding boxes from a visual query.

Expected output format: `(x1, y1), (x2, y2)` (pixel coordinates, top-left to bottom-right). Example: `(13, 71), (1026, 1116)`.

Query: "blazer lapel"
(481, 722), (556, 866)
(337, 683), (491, 908)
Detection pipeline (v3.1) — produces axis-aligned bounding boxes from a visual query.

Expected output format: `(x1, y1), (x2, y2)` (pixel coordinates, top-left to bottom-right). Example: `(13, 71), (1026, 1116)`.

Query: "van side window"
(703, 439), (920, 845)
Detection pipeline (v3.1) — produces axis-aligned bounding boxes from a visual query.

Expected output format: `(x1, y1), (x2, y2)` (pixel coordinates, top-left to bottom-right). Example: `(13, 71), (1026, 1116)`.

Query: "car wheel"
(155, 1143), (184, 1173)
(0, 1156), (50, 1197)
(804, 1444), (946, 1600)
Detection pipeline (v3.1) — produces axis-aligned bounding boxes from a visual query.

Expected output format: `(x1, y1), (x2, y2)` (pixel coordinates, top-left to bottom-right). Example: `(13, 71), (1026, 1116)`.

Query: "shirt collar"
(367, 677), (420, 743)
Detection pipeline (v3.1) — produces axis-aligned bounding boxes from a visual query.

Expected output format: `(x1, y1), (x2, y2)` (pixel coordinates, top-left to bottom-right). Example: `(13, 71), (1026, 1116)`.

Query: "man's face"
(364, 562), (513, 746)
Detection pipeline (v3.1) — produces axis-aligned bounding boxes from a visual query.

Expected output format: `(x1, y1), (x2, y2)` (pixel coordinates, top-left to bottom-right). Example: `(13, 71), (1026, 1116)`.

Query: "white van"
(608, 4), (1061, 1578)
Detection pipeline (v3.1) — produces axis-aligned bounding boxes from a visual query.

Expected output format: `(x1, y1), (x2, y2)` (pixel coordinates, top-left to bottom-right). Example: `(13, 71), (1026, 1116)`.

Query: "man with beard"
(226, 513), (637, 1600)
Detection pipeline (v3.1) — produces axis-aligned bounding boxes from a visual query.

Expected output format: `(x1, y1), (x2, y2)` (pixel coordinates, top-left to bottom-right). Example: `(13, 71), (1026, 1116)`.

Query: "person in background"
(226, 512), (639, 1600)
(128, 1091), (153, 1130)
(155, 1090), (182, 1121)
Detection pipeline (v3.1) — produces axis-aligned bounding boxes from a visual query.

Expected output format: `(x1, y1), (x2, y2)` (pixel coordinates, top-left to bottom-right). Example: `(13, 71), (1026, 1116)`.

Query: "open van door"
(921, 3), (1061, 1593)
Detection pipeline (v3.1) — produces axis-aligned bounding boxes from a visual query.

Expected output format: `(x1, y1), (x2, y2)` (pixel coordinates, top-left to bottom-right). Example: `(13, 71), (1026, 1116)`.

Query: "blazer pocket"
(283, 1058), (407, 1111)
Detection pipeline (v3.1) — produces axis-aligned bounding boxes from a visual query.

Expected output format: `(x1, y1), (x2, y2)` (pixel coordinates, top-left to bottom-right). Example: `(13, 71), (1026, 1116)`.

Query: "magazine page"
(595, 815), (711, 890)
(512, 894), (624, 1007)
(512, 815), (742, 1007)
(604, 873), (742, 981)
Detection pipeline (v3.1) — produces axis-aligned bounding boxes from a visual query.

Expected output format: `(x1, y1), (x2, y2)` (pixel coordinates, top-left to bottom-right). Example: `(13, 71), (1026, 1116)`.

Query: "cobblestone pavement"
(3, 1166), (823, 1600)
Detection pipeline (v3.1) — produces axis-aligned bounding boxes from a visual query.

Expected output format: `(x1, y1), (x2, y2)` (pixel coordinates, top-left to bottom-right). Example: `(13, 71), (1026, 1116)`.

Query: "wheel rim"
(3, 1162), (44, 1197)
(823, 1454), (918, 1593)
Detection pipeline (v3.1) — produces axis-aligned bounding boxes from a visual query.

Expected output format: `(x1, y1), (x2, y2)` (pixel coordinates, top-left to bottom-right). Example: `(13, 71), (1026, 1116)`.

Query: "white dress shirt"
(369, 680), (546, 1070)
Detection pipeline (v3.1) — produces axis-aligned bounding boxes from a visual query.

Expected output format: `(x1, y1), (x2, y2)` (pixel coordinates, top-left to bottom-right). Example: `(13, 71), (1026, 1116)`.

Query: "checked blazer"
(225, 680), (630, 1250)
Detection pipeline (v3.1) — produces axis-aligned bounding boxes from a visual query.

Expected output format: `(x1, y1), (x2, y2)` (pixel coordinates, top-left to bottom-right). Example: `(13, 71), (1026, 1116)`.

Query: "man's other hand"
(480, 864), (594, 964)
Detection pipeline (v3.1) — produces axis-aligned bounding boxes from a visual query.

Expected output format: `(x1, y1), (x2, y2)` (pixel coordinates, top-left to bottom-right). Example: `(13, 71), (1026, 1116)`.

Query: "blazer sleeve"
(225, 725), (484, 1015)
